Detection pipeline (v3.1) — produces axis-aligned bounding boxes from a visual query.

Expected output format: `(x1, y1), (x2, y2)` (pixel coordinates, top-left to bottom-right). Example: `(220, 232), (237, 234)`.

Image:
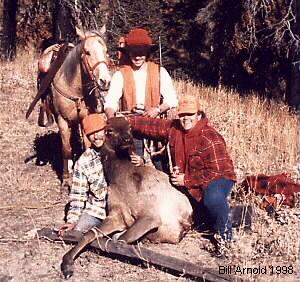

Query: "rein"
(51, 82), (84, 110)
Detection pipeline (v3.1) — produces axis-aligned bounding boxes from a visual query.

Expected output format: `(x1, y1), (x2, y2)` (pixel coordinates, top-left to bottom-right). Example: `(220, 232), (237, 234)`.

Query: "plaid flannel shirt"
(67, 148), (108, 224)
(129, 116), (236, 201)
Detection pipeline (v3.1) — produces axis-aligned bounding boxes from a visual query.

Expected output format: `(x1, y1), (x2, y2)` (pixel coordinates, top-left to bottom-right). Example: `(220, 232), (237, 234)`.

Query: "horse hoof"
(61, 262), (74, 279)
(36, 159), (48, 166)
(60, 185), (69, 194)
(60, 179), (71, 193)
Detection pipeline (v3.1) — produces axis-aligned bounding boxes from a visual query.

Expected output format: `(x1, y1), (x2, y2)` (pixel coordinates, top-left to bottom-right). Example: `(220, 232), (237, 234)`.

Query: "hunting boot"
(212, 233), (232, 258)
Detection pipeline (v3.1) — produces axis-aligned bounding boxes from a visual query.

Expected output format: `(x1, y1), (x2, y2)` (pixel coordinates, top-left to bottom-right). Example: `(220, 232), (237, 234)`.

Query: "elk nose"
(122, 134), (132, 143)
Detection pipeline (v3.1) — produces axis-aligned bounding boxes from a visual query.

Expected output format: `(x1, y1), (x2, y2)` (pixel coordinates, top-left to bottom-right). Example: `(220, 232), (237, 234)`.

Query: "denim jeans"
(133, 137), (144, 158)
(74, 212), (103, 233)
(133, 137), (166, 171)
(202, 178), (234, 240)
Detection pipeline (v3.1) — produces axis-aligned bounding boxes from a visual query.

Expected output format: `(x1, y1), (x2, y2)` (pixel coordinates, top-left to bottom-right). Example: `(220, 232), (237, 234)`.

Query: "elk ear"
(76, 26), (85, 40)
(99, 24), (106, 35)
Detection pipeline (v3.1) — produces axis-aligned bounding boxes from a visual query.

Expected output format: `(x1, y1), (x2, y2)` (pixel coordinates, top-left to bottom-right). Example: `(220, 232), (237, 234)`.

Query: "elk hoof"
(61, 261), (74, 279)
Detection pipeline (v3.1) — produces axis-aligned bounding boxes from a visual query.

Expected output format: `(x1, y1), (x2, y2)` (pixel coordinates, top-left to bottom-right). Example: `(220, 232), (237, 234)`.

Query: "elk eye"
(105, 129), (113, 136)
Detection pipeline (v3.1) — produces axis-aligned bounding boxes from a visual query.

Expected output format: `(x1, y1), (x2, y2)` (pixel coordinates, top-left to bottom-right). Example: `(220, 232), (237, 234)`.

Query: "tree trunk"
(52, 0), (77, 43)
(1, 0), (17, 60)
(286, 0), (300, 109)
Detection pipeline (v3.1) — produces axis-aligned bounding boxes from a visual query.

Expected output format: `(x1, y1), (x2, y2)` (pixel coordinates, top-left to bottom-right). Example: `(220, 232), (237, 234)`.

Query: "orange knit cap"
(177, 95), (200, 115)
(82, 114), (106, 136)
(126, 28), (153, 46)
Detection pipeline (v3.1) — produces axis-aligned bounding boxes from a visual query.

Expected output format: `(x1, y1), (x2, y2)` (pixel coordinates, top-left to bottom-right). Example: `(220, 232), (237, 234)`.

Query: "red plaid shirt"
(129, 116), (236, 201)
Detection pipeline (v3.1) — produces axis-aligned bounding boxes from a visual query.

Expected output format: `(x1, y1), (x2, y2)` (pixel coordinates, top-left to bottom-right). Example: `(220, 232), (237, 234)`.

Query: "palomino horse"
(49, 26), (111, 188)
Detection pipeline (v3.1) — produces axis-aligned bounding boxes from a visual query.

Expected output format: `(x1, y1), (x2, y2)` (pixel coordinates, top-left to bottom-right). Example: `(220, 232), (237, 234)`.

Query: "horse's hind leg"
(44, 96), (54, 127)
(57, 116), (72, 191)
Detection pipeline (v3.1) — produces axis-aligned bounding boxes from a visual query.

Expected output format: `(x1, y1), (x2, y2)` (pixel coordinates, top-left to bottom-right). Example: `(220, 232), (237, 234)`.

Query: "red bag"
(241, 173), (300, 208)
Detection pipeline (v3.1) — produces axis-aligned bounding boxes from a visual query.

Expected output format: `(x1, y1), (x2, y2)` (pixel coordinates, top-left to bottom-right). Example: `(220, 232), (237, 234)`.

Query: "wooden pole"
(38, 227), (246, 282)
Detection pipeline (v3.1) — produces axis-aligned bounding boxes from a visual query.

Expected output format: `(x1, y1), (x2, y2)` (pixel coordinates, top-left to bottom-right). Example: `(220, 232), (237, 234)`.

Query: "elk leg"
(119, 216), (161, 244)
(61, 214), (126, 279)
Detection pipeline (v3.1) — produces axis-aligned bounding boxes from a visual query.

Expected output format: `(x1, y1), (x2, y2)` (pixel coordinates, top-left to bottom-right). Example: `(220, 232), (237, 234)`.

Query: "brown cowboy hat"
(118, 28), (158, 55)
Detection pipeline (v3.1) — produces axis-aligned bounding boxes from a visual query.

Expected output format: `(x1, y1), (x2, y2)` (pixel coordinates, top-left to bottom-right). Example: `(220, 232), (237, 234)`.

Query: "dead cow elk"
(61, 117), (193, 278)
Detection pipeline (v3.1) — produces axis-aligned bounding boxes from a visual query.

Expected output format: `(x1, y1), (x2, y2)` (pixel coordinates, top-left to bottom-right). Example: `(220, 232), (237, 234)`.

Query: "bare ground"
(0, 55), (299, 282)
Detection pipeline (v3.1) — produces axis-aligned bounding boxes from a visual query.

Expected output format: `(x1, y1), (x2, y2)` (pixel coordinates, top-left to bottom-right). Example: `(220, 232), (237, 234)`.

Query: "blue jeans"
(133, 137), (166, 171)
(133, 137), (144, 158)
(74, 213), (103, 233)
(202, 178), (234, 240)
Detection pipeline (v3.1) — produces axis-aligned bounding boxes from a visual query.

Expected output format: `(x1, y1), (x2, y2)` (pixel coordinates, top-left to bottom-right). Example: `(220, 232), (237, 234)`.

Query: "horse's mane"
(60, 30), (106, 84)
(85, 30), (107, 45)
(61, 44), (81, 83)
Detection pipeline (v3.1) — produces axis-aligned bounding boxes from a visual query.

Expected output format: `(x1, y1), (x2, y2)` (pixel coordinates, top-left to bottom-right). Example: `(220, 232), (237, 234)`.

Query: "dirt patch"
(0, 55), (298, 281)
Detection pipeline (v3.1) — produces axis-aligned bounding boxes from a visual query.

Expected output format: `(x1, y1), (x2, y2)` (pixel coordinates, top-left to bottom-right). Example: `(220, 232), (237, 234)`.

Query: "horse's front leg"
(57, 116), (72, 191)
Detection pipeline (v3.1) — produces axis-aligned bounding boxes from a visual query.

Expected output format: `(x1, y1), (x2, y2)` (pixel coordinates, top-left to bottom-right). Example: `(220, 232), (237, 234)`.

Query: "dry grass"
(0, 52), (299, 281)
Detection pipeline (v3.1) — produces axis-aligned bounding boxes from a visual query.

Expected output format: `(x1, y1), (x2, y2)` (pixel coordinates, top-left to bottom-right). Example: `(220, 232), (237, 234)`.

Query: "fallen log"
(37, 227), (245, 282)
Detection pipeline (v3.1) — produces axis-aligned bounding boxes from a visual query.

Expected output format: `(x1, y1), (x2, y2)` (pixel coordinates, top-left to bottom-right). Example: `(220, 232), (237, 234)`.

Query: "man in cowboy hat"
(128, 95), (236, 255)
(104, 27), (178, 169)
(59, 114), (108, 235)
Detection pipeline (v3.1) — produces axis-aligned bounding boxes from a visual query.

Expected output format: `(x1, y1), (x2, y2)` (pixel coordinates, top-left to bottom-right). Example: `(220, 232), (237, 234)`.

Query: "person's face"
(87, 129), (106, 148)
(129, 51), (147, 68)
(179, 113), (198, 131)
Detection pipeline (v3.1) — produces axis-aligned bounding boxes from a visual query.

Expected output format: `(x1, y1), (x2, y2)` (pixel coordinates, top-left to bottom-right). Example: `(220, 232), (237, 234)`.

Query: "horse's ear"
(75, 26), (85, 40)
(99, 24), (106, 35)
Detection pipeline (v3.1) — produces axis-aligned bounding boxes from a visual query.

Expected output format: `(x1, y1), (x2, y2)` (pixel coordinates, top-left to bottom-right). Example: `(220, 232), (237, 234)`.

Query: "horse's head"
(76, 26), (111, 91)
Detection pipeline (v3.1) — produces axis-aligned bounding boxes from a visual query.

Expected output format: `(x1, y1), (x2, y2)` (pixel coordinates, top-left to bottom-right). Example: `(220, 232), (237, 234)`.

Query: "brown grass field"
(0, 50), (299, 281)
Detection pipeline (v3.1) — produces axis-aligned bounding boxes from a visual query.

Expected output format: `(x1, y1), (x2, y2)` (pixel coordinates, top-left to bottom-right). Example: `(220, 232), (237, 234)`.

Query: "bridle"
(80, 34), (110, 88)
(80, 33), (111, 112)
(52, 33), (110, 112)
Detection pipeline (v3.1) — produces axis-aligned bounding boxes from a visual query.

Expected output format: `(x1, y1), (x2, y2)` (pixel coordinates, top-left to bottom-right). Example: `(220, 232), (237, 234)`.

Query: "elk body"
(61, 117), (193, 278)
